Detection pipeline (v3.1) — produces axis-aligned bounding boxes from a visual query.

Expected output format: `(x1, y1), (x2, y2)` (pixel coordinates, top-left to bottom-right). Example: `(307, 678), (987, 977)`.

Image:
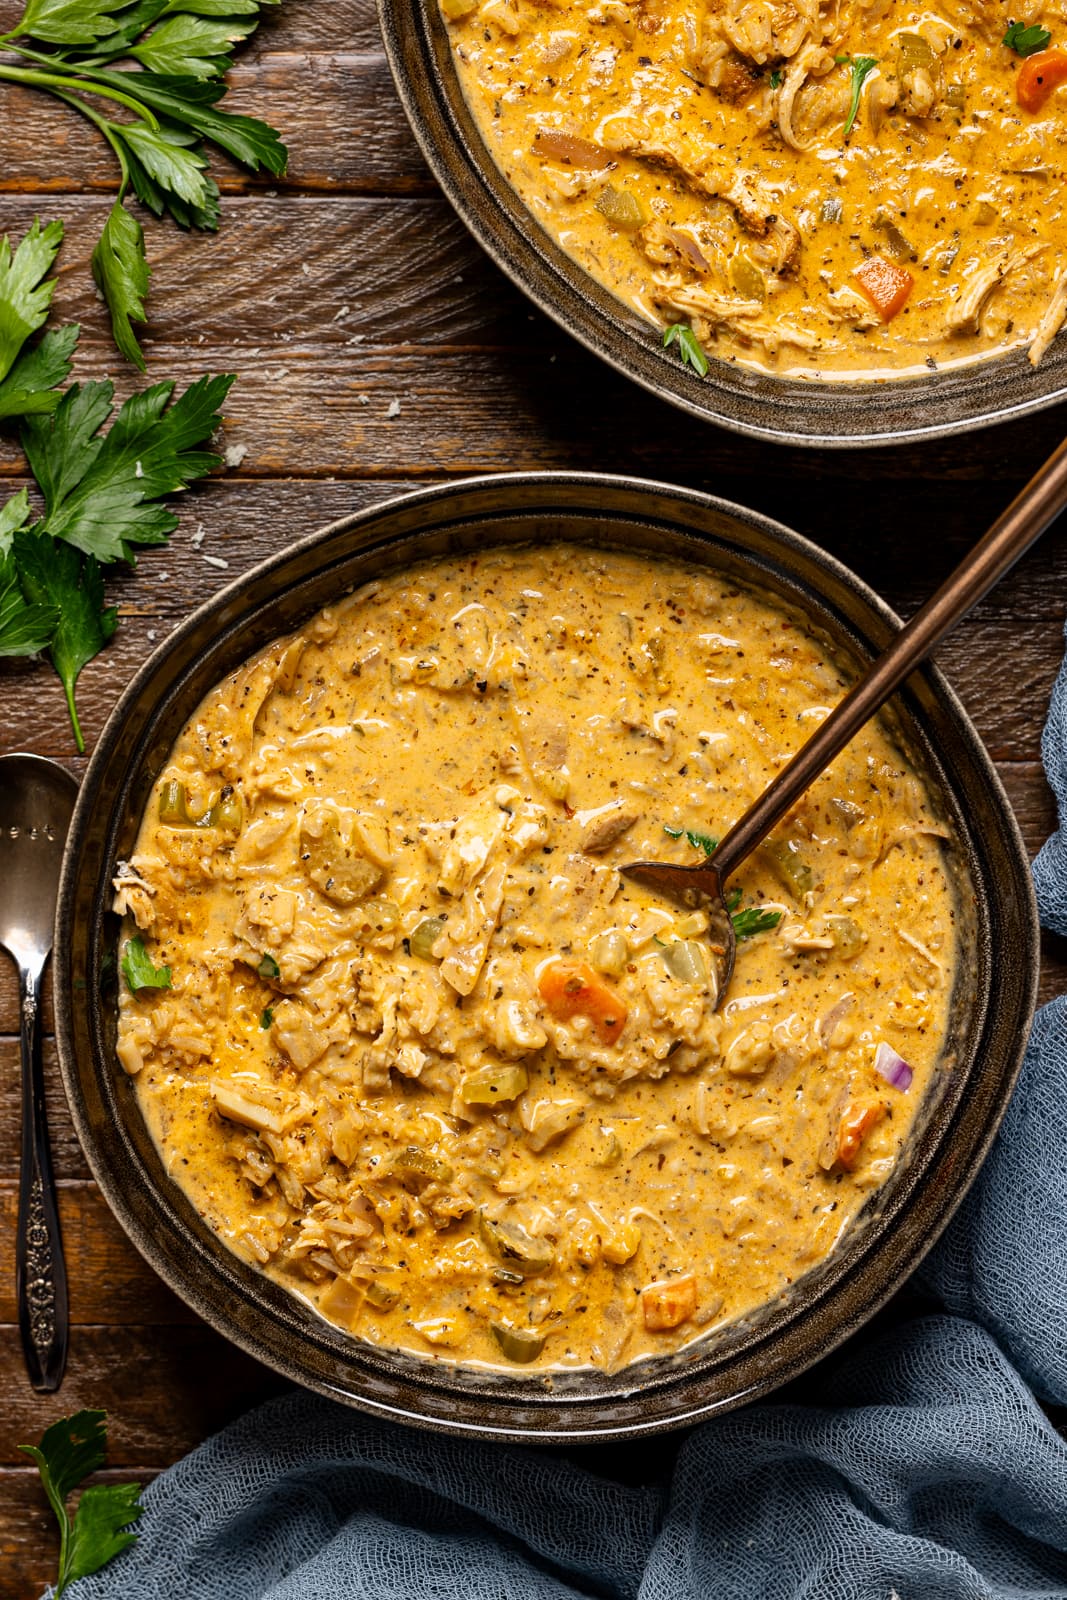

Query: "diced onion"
(874, 1041), (913, 1091)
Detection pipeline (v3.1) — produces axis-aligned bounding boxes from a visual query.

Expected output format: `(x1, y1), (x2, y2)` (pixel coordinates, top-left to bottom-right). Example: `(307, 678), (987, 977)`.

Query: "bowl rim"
(376, 0), (1067, 448)
(53, 470), (1040, 1439)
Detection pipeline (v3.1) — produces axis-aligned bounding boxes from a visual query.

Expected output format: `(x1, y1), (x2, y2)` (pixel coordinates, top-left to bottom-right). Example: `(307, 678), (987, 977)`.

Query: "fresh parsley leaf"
(65, 1482), (144, 1586)
(124, 141), (222, 231)
(0, 9), (286, 363)
(0, 548), (58, 656)
(257, 952), (281, 979)
(23, 371), (235, 564)
(0, 324), (79, 420)
(663, 823), (718, 856)
(662, 321), (709, 377)
(0, 488), (32, 557)
(1003, 19), (1052, 53)
(769, 67), (783, 88)
(121, 933), (172, 991)
(130, 13), (257, 78)
(117, 122), (211, 209)
(0, 217), (64, 386)
(19, 1410), (143, 1598)
(843, 55), (879, 137)
(13, 527), (118, 751)
(11, 0), (117, 44)
(91, 200), (151, 371)
(732, 906), (783, 940)
(91, 70), (289, 175)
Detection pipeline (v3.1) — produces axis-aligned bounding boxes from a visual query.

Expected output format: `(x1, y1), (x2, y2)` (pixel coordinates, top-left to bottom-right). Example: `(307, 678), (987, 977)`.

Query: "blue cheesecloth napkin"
(67, 632), (1067, 1600)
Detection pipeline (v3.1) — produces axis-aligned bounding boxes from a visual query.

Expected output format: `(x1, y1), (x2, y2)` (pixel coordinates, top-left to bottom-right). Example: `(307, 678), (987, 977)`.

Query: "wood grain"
(0, 1327), (281, 1465)
(1, 0), (1066, 1591)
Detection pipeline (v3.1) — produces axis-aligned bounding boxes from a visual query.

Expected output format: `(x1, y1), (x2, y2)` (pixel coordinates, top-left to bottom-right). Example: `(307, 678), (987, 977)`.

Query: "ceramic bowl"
(376, 0), (1067, 447)
(54, 473), (1037, 1439)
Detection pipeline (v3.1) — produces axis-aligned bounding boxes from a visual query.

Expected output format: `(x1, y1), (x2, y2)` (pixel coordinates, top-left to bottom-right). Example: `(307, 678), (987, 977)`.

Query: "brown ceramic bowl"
(54, 474), (1037, 1439)
(377, 0), (1067, 447)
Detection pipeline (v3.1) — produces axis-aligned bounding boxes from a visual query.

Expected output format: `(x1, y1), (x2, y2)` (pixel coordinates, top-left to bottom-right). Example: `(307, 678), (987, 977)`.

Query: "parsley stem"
(61, 671), (86, 757)
(0, 62), (160, 128)
(53, 86), (133, 192)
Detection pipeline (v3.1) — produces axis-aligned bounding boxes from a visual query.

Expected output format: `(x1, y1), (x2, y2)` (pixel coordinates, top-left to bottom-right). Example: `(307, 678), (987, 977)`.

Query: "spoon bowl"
(0, 752), (79, 1392)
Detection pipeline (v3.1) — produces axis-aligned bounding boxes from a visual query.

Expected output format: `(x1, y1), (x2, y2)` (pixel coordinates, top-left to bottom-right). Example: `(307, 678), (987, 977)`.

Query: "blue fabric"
(70, 630), (1067, 1600)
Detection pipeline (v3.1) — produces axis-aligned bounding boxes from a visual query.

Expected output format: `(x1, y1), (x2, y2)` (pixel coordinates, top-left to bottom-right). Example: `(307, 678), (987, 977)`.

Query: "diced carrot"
(537, 958), (629, 1045)
(833, 1099), (887, 1171)
(533, 129), (612, 169)
(1016, 49), (1067, 113)
(641, 1274), (698, 1332)
(853, 255), (915, 321)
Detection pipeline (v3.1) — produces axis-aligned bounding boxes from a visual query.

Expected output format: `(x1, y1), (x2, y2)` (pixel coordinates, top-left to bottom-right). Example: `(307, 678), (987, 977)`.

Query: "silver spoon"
(623, 435), (1067, 1006)
(0, 753), (78, 1391)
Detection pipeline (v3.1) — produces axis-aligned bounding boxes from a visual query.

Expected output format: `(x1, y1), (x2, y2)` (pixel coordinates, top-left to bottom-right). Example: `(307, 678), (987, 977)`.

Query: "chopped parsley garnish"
(260, 1007), (274, 1029)
(121, 935), (172, 992)
(769, 67), (783, 88)
(19, 1410), (143, 1597)
(1003, 19), (1052, 53)
(843, 55), (879, 138)
(0, 219), (235, 750)
(0, 1), (287, 366)
(732, 906), (783, 940)
(663, 823), (719, 856)
(662, 322), (709, 377)
(257, 953), (281, 980)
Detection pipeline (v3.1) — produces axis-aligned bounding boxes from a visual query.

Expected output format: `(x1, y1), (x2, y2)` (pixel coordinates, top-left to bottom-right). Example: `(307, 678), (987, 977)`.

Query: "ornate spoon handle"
(17, 962), (69, 1392)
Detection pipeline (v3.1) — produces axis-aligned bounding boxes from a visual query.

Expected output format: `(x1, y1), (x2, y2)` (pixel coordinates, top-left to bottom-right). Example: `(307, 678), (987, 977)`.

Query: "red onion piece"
(874, 1041), (913, 1091)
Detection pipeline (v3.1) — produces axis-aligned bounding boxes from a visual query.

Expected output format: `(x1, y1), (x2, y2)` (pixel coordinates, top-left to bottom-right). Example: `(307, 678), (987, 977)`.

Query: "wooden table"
(2, 2), (1066, 1590)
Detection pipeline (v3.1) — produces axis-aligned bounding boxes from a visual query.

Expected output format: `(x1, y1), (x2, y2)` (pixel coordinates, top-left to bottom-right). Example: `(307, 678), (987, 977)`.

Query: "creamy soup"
(440, 0), (1067, 380)
(114, 545), (956, 1373)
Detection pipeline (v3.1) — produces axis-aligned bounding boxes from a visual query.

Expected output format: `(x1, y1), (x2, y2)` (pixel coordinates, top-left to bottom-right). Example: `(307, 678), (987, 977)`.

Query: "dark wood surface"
(2, 2), (1067, 1592)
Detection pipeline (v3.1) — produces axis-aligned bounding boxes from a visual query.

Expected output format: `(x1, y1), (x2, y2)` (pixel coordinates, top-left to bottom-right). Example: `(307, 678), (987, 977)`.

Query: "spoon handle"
(17, 961), (69, 1392)
(713, 432), (1067, 881)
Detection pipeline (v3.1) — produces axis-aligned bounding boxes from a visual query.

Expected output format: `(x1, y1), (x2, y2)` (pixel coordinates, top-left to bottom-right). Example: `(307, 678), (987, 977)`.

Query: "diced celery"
(410, 915), (447, 960)
(595, 185), (648, 232)
(478, 1212), (554, 1275)
(661, 939), (707, 983)
(460, 1065), (529, 1104)
(491, 1323), (547, 1363)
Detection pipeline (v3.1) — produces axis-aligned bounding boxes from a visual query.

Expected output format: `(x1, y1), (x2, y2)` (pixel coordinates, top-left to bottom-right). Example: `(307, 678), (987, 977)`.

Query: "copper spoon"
(0, 753), (79, 1391)
(622, 436), (1067, 1006)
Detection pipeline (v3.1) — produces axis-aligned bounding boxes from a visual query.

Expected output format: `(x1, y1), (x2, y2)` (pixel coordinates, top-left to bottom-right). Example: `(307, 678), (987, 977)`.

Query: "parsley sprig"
(0, 217), (235, 750)
(662, 824), (783, 939)
(842, 54), (879, 138)
(0, 0), (287, 366)
(19, 1409), (143, 1596)
(664, 822), (719, 856)
(662, 322), (709, 377)
(1003, 19), (1052, 53)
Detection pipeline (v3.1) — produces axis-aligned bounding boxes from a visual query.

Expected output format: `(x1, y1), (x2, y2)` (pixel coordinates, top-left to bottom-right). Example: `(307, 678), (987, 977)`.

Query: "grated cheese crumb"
(191, 523), (206, 549)
(386, 399), (401, 420)
(333, 305), (351, 321)
(202, 554), (230, 570)
(224, 444), (248, 468)
(147, 630), (157, 642)
(356, 393), (370, 405)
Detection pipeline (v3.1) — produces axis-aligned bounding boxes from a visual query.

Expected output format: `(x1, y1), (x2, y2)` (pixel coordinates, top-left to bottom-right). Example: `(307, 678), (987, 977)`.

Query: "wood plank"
(0, 195), (507, 354)
(2, 325), (1065, 492)
(0, 51), (432, 196)
(0, 1183), (194, 1325)
(0, 1325), (282, 1465)
(0, 1468), (157, 1600)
